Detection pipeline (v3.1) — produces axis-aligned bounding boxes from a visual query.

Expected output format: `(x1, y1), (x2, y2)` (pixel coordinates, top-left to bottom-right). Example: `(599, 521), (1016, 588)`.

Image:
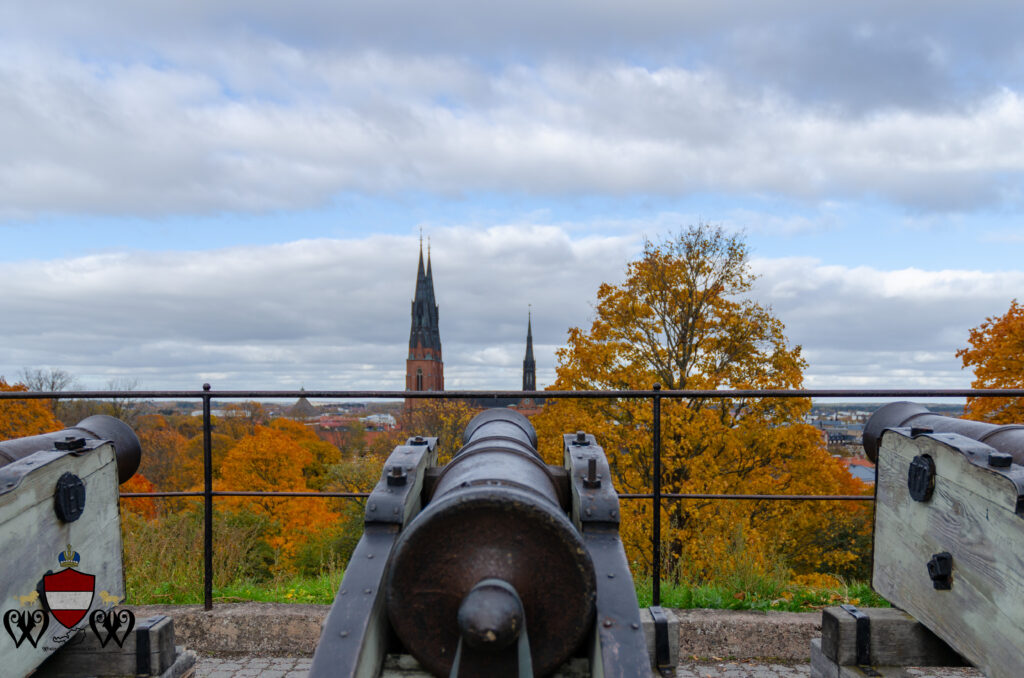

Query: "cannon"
(311, 409), (659, 677)
(0, 415), (187, 678)
(859, 402), (1024, 677)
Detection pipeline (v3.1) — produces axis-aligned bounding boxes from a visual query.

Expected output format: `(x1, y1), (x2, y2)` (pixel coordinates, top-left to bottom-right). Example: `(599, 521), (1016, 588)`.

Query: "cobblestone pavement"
(675, 662), (982, 677)
(193, 655), (312, 678)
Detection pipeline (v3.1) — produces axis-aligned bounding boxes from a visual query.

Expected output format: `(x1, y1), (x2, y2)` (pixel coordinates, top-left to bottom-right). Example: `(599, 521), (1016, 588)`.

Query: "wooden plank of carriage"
(814, 606), (967, 675)
(872, 430), (1024, 678)
(0, 441), (124, 678)
(33, 614), (196, 678)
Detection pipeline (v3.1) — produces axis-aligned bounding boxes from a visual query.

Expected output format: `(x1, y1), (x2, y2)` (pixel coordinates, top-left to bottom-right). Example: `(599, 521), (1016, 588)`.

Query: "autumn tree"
(400, 399), (477, 463)
(0, 378), (61, 440)
(267, 418), (341, 490)
(533, 226), (870, 582)
(957, 299), (1024, 423)
(215, 426), (340, 571)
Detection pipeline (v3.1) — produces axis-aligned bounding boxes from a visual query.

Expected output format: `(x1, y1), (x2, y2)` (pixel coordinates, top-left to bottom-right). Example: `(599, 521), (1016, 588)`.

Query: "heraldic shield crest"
(42, 545), (95, 628)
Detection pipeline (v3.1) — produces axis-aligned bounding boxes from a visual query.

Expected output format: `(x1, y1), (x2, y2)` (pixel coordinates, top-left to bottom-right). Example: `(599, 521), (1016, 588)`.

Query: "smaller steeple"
(523, 308), (536, 391)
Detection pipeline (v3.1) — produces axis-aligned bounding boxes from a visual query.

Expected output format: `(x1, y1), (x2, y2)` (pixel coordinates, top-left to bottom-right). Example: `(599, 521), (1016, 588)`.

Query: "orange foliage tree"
(0, 378), (61, 440)
(215, 426), (339, 570)
(401, 400), (478, 463)
(268, 418), (341, 490)
(957, 299), (1024, 423)
(532, 226), (871, 582)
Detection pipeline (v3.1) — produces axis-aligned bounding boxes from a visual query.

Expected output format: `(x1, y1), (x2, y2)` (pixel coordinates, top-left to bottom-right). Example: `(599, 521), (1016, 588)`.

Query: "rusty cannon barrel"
(863, 401), (1024, 465)
(385, 409), (597, 677)
(0, 414), (142, 484)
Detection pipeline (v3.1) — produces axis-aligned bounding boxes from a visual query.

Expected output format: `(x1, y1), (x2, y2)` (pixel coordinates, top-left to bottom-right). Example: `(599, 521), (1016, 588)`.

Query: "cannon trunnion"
(866, 402), (1024, 677)
(311, 409), (651, 677)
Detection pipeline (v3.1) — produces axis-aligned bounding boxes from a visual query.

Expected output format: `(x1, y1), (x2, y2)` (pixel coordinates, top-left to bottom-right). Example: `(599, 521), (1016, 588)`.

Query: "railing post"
(202, 383), (213, 611)
(652, 383), (662, 607)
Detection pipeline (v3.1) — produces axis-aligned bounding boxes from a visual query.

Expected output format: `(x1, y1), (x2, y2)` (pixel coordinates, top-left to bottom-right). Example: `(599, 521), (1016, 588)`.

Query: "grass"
(635, 577), (888, 612)
(129, 570), (345, 605)
(129, 570), (887, 611)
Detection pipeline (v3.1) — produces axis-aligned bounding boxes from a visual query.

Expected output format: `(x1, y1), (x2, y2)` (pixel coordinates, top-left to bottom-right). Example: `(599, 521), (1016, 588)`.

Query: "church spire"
(407, 237), (444, 402)
(523, 308), (536, 391)
(409, 238), (441, 352)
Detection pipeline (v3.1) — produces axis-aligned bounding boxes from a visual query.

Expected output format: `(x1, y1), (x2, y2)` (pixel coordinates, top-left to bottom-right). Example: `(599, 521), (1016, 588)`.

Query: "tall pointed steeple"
(409, 239), (441, 354)
(523, 309), (536, 391)
(406, 237), (444, 403)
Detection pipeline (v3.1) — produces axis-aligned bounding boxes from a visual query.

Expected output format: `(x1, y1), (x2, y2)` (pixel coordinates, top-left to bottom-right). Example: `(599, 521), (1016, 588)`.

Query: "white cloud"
(0, 230), (1016, 394)
(2, 41), (1023, 219)
(0, 229), (629, 390)
(754, 257), (1024, 389)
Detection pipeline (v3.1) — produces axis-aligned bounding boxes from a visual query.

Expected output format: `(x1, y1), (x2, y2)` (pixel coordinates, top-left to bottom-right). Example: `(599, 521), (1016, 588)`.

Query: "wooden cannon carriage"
(310, 409), (676, 677)
(812, 402), (1024, 678)
(0, 416), (194, 678)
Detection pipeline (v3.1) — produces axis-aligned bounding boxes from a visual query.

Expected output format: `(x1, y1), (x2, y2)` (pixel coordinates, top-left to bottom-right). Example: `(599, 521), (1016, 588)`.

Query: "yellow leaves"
(790, 572), (842, 590)
(534, 226), (872, 582)
(216, 426), (340, 567)
(958, 299), (1024, 423)
(0, 378), (61, 440)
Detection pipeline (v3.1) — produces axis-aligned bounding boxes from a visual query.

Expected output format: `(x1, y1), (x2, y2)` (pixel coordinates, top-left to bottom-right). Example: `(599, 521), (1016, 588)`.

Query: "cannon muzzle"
(0, 415), (142, 484)
(386, 409), (596, 677)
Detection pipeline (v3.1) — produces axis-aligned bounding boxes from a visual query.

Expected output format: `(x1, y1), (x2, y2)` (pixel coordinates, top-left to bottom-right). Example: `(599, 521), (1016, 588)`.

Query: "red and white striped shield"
(42, 568), (95, 628)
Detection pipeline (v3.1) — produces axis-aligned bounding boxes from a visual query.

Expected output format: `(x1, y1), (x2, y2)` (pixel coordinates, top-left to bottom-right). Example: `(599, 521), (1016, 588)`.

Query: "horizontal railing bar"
(620, 493), (873, 501)
(118, 490), (869, 501)
(4, 387), (1024, 400)
(119, 491), (371, 498)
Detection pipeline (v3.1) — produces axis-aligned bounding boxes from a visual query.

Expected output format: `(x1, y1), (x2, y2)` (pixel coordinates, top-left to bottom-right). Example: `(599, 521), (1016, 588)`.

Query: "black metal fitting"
(583, 458), (601, 489)
(54, 472), (86, 522)
(907, 455), (936, 502)
(411, 436), (428, 446)
(650, 606), (671, 668)
(988, 451), (1012, 468)
(386, 466), (408, 486)
(910, 426), (933, 437)
(927, 552), (953, 590)
(572, 431), (590, 446)
(54, 436), (86, 451)
(840, 605), (881, 676)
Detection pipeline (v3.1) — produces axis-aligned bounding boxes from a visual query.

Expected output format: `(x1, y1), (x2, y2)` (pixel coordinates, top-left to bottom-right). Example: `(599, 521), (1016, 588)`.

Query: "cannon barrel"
(385, 409), (596, 677)
(863, 401), (1024, 465)
(0, 415), (142, 484)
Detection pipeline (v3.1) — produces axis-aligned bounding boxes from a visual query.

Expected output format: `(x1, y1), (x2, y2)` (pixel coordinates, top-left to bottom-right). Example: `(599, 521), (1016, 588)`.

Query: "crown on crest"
(59, 544), (81, 569)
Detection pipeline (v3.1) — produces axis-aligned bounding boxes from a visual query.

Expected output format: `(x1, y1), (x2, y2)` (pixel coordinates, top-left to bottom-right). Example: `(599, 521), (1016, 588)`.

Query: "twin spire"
(409, 238), (441, 353)
(408, 235), (536, 391)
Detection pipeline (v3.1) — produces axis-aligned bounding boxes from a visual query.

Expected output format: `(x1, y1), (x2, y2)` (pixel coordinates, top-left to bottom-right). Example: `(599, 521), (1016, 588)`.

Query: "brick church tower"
(405, 240), (444, 406)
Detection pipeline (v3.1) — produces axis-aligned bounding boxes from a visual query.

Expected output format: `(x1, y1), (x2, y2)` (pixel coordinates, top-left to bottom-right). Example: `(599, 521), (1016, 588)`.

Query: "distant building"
(840, 457), (876, 485)
(523, 311), (536, 391)
(405, 240), (444, 410)
(402, 240), (543, 413)
(288, 388), (319, 420)
(360, 413), (397, 430)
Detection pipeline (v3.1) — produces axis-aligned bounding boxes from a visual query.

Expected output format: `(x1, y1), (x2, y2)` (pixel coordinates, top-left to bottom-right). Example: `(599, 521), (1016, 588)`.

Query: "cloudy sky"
(2, 1), (1023, 394)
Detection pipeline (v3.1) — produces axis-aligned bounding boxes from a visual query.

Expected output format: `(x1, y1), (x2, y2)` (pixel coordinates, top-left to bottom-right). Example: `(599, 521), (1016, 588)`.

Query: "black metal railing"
(7, 385), (1024, 610)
